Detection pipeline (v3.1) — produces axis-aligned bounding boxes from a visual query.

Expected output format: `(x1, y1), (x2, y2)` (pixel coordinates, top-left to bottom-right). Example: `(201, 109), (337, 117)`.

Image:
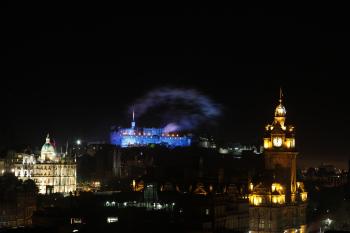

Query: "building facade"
(110, 111), (191, 148)
(6, 134), (76, 195)
(249, 91), (307, 233)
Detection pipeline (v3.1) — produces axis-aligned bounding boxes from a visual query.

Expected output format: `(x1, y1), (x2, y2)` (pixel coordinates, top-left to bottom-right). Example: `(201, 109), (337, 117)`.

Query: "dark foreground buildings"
(28, 143), (260, 233)
(0, 92), (313, 233)
(0, 174), (37, 228)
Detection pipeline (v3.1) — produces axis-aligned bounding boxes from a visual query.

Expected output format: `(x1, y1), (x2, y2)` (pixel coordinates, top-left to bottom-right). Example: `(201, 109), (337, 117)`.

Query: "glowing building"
(7, 134), (76, 194)
(248, 90), (307, 233)
(110, 111), (191, 148)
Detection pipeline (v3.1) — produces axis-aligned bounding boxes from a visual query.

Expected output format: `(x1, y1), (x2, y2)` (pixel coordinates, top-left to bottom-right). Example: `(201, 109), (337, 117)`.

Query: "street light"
(325, 218), (333, 226)
(76, 139), (81, 145)
(320, 218), (333, 233)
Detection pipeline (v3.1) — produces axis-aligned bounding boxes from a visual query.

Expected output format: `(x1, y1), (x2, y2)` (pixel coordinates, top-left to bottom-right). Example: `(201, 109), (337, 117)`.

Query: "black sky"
(2, 5), (350, 168)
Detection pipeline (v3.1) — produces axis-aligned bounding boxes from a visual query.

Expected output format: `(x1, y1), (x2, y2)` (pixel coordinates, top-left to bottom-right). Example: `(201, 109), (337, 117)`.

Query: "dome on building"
(40, 134), (57, 161)
(274, 88), (287, 117)
(275, 103), (286, 117)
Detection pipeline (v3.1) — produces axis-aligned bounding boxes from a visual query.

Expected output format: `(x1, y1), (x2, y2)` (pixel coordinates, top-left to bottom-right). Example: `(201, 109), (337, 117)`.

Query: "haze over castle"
(110, 110), (191, 148)
(4, 4), (350, 232)
(4, 89), (339, 232)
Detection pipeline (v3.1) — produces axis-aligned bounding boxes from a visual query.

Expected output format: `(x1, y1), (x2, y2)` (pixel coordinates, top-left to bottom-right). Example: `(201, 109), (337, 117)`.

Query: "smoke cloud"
(130, 87), (221, 133)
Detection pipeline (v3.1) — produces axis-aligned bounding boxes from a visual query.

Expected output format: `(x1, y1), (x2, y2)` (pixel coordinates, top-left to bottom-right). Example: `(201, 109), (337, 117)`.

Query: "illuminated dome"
(274, 103), (286, 117)
(40, 134), (57, 161)
(274, 88), (286, 117)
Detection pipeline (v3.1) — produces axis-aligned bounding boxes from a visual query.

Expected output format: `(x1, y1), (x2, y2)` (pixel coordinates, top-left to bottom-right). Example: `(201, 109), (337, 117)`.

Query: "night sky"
(2, 5), (350, 168)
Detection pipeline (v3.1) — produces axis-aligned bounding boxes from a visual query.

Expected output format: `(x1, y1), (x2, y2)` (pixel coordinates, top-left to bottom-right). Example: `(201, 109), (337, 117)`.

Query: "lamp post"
(320, 218), (333, 233)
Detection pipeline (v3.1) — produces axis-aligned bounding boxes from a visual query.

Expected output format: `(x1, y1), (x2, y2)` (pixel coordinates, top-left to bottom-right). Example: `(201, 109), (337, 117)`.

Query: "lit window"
(272, 196), (277, 203)
(70, 218), (82, 224)
(250, 196), (262, 206)
(259, 219), (265, 229)
(249, 183), (254, 191)
(264, 139), (271, 149)
(107, 217), (118, 223)
(205, 209), (210, 215)
(271, 184), (276, 192)
(301, 192), (307, 201)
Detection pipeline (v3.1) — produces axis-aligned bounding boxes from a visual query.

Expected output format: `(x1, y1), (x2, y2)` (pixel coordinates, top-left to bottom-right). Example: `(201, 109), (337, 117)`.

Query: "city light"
(2, 6), (343, 233)
(107, 217), (118, 223)
(324, 218), (333, 226)
(110, 112), (191, 148)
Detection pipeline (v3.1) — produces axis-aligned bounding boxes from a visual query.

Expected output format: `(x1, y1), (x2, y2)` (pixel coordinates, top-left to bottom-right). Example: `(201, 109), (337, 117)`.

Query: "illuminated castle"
(248, 89), (307, 233)
(110, 111), (191, 148)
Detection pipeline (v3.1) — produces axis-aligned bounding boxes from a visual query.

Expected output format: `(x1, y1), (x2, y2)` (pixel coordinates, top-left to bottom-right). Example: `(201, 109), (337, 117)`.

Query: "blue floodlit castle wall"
(110, 119), (191, 148)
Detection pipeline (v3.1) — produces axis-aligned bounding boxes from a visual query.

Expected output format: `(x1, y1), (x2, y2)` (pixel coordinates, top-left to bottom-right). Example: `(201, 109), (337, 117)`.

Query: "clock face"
(273, 137), (283, 147)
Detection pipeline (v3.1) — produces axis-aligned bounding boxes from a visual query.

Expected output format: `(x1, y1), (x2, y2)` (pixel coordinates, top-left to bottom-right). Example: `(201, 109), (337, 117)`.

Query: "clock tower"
(263, 89), (297, 202)
(248, 89), (307, 233)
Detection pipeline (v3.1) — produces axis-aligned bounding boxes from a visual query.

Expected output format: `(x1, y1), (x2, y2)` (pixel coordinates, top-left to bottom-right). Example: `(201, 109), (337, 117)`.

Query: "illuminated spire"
(274, 88), (286, 122)
(65, 140), (69, 155)
(46, 133), (50, 143)
(131, 107), (136, 129)
(279, 87), (283, 103)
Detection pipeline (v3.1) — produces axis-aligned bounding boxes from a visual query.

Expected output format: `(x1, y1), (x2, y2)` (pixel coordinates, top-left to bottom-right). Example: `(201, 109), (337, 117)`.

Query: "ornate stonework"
(249, 90), (307, 232)
(8, 134), (76, 194)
